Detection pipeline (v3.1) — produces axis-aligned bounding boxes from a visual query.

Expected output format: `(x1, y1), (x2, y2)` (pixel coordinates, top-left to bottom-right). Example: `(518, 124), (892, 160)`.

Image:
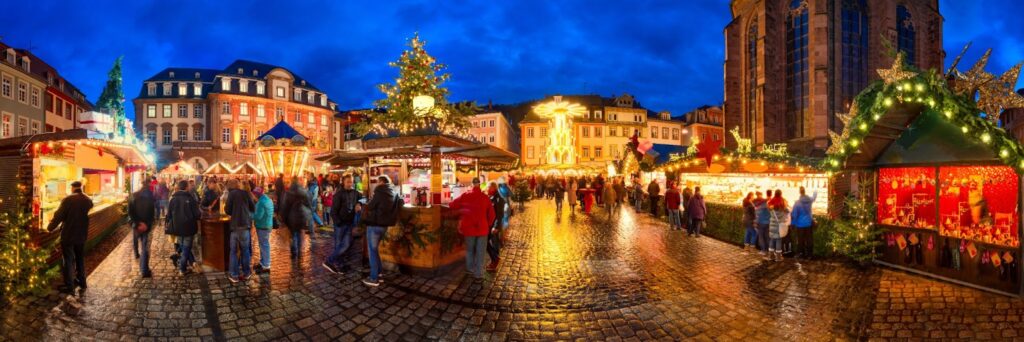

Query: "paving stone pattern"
(4, 200), (1024, 341)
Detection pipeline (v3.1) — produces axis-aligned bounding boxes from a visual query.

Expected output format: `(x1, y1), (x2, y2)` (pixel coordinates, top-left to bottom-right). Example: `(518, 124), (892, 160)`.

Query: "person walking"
(791, 187), (818, 259)
(681, 186), (693, 232)
(665, 183), (681, 230)
(224, 179), (255, 283)
(742, 192), (757, 251)
(128, 184), (157, 278)
(155, 180), (169, 220)
(48, 181), (93, 294)
(166, 180), (202, 275)
(604, 179), (618, 218)
(767, 189), (791, 261)
(685, 186), (707, 237)
(252, 186), (274, 274)
(633, 179), (644, 211)
(647, 179), (661, 217)
(282, 178), (312, 260)
(321, 185), (334, 227)
(273, 174), (286, 228)
(486, 182), (506, 272)
(307, 177), (324, 237)
(753, 191), (771, 258)
(594, 175), (605, 206)
(449, 178), (496, 280)
(567, 177), (578, 213)
(324, 174), (363, 274)
(360, 175), (403, 287)
(553, 178), (565, 212)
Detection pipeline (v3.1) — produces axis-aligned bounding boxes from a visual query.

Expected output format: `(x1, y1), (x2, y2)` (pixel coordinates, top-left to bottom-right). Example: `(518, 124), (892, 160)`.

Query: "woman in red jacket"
(449, 178), (496, 279)
(665, 183), (682, 230)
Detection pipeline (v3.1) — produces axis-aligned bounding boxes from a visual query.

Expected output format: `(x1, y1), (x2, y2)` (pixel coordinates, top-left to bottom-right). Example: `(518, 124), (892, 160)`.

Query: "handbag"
(135, 221), (149, 234)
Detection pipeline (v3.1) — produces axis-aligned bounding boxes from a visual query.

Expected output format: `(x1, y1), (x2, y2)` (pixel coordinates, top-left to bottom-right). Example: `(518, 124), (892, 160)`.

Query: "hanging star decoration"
(877, 53), (918, 85)
(837, 105), (857, 129)
(951, 48), (995, 96)
(976, 62), (1024, 124)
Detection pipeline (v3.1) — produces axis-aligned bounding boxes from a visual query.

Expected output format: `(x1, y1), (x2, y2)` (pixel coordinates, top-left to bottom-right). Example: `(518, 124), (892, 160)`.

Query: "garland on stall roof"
(822, 52), (1024, 174)
(656, 149), (822, 173)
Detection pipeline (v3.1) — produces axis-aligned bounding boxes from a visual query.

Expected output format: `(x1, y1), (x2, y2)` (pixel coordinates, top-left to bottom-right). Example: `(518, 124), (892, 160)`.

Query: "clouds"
(0, 0), (1021, 121)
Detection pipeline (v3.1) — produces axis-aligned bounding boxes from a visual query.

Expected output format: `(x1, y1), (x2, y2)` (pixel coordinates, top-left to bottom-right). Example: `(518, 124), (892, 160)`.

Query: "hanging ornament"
(950, 48), (995, 96)
(876, 53), (918, 85)
(976, 62), (1024, 124)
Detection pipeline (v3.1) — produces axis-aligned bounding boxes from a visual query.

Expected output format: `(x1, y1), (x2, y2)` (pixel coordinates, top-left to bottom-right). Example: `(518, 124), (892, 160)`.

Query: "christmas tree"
(96, 56), (126, 137)
(829, 180), (882, 266)
(354, 33), (476, 137)
(0, 180), (57, 301)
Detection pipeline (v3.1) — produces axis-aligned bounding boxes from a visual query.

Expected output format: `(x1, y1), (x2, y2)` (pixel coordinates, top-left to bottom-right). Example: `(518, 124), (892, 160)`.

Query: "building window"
(275, 107), (284, 121)
(0, 76), (12, 98)
(321, 115), (327, 126)
(307, 112), (315, 124)
(582, 127), (590, 138)
(30, 87), (40, 108)
(662, 127), (669, 139)
(540, 127), (548, 137)
(256, 82), (265, 95)
(147, 104), (156, 118)
(596, 110), (603, 120)
(294, 112), (301, 123)
(896, 5), (916, 66)
(162, 128), (171, 145)
(650, 127), (657, 138)
(147, 83), (156, 96)
(162, 82), (171, 96)
(527, 128), (534, 138)
(257, 104), (265, 117)
(193, 83), (202, 96)
(596, 127), (604, 137)
(177, 104), (188, 118)
(702, 133), (708, 142)
(582, 147), (590, 158)
(193, 127), (203, 140)
(222, 101), (230, 114)
(222, 128), (231, 143)
(613, 145), (620, 158)
(320, 97), (327, 106)
(1, 114), (10, 137)
(307, 92), (314, 103)
(489, 119), (495, 127)
(221, 78), (231, 91)
(239, 80), (248, 93)
(294, 89), (301, 101)
(30, 120), (40, 134)
(240, 128), (249, 143)
(162, 104), (172, 118)
(178, 127), (187, 141)
(276, 86), (285, 98)
(595, 147), (602, 158)
(17, 81), (27, 103)
(713, 133), (720, 141)
(672, 128), (680, 140)
(193, 104), (204, 118)
(527, 146), (535, 159)
(747, 17), (758, 140)
(240, 103), (248, 116)
(609, 127), (617, 137)
(473, 121), (479, 128)
(841, 0), (869, 130)
(146, 128), (156, 144)
(786, 0), (809, 139)
(178, 83), (186, 96)
(489, 135), (495, 143)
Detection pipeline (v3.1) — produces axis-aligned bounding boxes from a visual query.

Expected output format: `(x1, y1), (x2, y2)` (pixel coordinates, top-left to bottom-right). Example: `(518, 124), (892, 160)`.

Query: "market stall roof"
(317, 133), (518, 169)
(0, 129), (152, 166)
(231, 161), (264, 175)
(204, 162), (234, 175)
(159, 160), (199, 176)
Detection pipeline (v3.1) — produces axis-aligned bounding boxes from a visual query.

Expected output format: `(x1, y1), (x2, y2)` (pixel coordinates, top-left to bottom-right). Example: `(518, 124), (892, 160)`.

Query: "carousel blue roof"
(257, 120), (307, 141)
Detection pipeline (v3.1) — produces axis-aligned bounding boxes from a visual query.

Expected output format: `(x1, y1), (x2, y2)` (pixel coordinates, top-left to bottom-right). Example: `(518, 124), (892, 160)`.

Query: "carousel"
(255, 120), (312, 179)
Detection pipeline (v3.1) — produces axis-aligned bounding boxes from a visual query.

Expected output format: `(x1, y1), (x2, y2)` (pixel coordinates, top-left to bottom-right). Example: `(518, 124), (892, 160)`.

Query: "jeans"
(178, 235), (195, 273)
(770, 237), (783, 252)
(668, 209), (681, 229)
(256, 229), (271, 268)
(757, 223), (770, 252)
(688, 218), (703, 236)
(323, 211), (332, 227)
(634, 194), (643, 210)
(486, 229), (501, 263)
(328, 224), (354, 267)
(796, 226), (814, 257)
(465, 236), (487, 278)
(156, 199), (167, 219)
(61, 242), (85, 288)
(743, 223), (758, 246)
(366, 226), (387, 281)
(229, 229), (252, 278)
(290, 229), (304, 257)
(136, 231), (152, 274)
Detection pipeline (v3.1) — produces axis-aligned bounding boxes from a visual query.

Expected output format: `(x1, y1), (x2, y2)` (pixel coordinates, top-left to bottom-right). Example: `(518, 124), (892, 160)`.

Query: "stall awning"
(204, 162), (234, 175)
(317, 133), (519, 170)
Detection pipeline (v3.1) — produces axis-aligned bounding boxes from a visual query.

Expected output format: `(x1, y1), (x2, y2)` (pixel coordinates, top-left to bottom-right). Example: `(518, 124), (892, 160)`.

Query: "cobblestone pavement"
(6, 200), (1024, 341)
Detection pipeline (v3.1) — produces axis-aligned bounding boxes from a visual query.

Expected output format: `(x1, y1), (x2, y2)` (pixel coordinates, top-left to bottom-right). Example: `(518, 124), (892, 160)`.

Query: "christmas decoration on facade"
(533, 96), (586, 165)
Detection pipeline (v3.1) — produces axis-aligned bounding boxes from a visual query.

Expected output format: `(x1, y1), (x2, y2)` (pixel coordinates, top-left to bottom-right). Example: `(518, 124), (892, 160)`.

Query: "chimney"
(488, 99), (492, 110)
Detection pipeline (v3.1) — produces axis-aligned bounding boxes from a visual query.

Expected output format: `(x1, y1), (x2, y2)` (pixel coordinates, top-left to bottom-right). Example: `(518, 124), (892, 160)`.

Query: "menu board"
(938, 166), (1019, 247)
(877, 167), (936, 229)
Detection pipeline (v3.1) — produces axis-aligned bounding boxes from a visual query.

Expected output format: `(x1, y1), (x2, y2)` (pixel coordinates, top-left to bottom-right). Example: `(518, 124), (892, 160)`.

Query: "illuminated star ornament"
(950, 48), (995, 96)
(876, 53), (917, 85)
(533, 96), (587, 165)
(977, 62), (1024, 124)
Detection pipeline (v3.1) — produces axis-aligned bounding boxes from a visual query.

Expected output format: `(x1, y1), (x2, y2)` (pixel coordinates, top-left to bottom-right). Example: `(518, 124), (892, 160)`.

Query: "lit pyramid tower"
(533, 96), (586, 165)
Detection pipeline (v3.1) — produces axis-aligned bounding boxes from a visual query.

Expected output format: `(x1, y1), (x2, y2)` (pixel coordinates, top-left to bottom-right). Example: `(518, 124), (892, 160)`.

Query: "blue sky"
(0, 0), (1022, 120)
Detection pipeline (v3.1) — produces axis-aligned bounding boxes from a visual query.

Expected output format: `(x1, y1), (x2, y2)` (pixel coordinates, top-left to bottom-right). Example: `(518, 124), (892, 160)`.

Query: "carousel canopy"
(159, 160), (198, 176)
(258, 120), (307, 141)
(204, 162), (234, 175)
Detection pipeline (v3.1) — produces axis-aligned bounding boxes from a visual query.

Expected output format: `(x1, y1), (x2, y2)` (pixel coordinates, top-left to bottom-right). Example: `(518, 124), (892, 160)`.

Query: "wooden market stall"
(317, 132), (518, 273)
(0, 129), (153, 262)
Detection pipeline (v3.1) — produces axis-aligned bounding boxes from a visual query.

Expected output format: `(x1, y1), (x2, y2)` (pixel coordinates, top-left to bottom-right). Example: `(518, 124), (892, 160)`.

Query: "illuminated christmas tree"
(0, 180), (57, 301)
(96, 56), (127, 137)
(354, 33), (476, 136)
(830, 179), (881, 265)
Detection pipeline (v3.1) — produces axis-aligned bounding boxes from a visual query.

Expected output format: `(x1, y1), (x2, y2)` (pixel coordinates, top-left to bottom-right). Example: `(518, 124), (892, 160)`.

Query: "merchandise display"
(877, 167), (936, 229)
(675, 172), (829, 214)
(938, 166), (1019, 247)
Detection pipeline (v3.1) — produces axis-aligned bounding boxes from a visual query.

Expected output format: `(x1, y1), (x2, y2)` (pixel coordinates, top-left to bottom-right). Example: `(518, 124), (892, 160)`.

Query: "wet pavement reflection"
(5, 199), (1024, 340)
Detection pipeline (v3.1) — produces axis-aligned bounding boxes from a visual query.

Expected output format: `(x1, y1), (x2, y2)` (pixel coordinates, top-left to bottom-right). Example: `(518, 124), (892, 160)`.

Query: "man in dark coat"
(48, 181), (93, 294)
(361, 175), (403, 287)
(486, 182), (506, 272)
(324, 174), (362, 274)
(166, 180), (202, 275)
(223, 179), (255, 282)
(128, 185), (157, 278)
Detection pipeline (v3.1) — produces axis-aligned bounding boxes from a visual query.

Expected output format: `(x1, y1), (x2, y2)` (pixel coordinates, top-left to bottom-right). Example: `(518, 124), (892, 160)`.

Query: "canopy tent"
(231, 161), (264, 175)
(203, 162), (234, 175)
(158, 160), (199, 176)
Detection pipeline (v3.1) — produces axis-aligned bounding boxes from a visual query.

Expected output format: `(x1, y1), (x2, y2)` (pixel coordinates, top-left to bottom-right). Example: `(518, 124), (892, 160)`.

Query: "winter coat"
(253, 194), (274, 230)
(48, 192), (94, 245)
(742, 199), (755, 227)
(790, 193), (817, 228)
(282, 187), (312, 232)
(604, 185), (617, 205)
(665, 189), (681, 210)
(449, 187), (496, 237)
(362, 184), (403, 227)
(754, 198), (770, 225)
(567, 182), (578, 205)
(224, 188), (255, 231)
(490, 193), (506, 229)
(128, 188), (157, 231)
(154, 184), (169, 201)
(647, 182), (660, 197)
(166, 190), (201, 237)
(331, 188), (363, 226)
(686, 193), (707, 220)
(768, 200), (790, 239)
(201, 188), (220, 212)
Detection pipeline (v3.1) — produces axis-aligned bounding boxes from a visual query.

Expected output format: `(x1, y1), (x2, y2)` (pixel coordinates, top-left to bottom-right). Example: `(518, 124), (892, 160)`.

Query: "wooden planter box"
(378, 205), (465, 275)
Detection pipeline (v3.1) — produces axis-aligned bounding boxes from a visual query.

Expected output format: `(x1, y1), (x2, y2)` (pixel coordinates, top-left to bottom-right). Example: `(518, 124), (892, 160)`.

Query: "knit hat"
(252, 186), (264, 197)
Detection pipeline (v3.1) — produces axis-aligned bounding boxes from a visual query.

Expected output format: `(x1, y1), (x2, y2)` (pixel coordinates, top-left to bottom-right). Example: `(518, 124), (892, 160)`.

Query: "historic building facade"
(0, 43), (48, 138)
(20, 49), (93, 132)
(468, 108), (519, 153)
(724, 0), (943, 154)
(133, 60), (341, 170)
(681, 105), (725, 146)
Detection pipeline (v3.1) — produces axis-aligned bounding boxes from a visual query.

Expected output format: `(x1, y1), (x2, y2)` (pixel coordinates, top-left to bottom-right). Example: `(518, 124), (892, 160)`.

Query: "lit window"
(240, 103), (248, 116)
(257, 104), (265, 117)
(178, 104), (188, 118)
(1, 114), (10, 137)
(256, 82), (265, 95)
(651, 127), (658, 138)
(527, 128), (534, 138)
(672, 128), (680, 140)
(1, 76), (12, 98)
(193, 126), (203, 140)
(193, 83), (202, 96)
(275, 107), (284, 121)
(222, 101), (230, 114)
(240, 128), (249, 142)
(30, 120), (40, 134)
(17, 81), (27, 103)
(178, 127), (187, 141)
(527, 146), (535, 159)
(308, 112), (315, 124)
(321, 97), (327, 106)
(221, 78), (231, 91)
(276, 86), (285, 98)
(30, 87), (39, 108)
(193, 104), (204, 118)
(147, 83), (156, 96)
(163, 104), (172, 118)
(239, 80), (248, 93)
(146, 128), (156, 144)
(162, 82), (171, 96)
(321, 115), (327, 126)
(178, 83), (186, 96)
(662, 127), (669, 139)
(294, 89), (301, 101)
(147, 104), (156, 118)
(307, 92), (313, 103)
(222, 128), (231, 143)
(294, 112), (301, 123)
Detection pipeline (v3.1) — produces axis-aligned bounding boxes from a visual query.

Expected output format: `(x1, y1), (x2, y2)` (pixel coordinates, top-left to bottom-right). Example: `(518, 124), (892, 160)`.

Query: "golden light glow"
(533, 96), (586, 165)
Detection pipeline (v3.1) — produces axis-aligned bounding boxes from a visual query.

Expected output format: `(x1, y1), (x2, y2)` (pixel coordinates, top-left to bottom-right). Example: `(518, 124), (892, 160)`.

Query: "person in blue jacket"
(754, 190), (771, 258)
(790, 186), (818, 259)
(252, 186), (274, 273)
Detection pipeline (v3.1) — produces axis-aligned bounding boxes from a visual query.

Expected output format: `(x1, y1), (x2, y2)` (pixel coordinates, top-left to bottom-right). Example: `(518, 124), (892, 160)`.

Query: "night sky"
(0, 0), (1022, 120)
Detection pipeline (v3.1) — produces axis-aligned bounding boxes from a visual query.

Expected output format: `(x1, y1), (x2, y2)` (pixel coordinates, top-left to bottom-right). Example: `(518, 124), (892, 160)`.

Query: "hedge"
(702, 203), (836, 257)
